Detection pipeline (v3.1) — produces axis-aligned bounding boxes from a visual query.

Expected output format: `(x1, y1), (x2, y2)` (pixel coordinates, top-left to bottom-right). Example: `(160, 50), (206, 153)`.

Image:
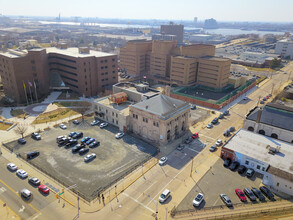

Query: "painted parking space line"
(123, 192), (155, 213)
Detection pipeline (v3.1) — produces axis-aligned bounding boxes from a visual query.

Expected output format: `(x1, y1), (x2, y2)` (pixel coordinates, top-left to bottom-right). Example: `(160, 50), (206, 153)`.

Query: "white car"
(115, 132), (125, 139)
(207, 123), (213, 129)
(59, 124), (67, 129)
(159, 157), (168, 166)
(193, 193), (204, 207)
(84, 153), (96, 162)
(216, 139), (222, 146)
(99, 122), (108, 128)
(91, 120), (100, 126)
(16, 169), (28, 178)
(7, 163), (18, 171)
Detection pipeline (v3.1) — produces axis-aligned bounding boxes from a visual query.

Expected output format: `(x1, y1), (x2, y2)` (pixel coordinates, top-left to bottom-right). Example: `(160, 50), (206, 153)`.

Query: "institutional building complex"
(0, 44), (118, 103)
(120, 40), (231, 89)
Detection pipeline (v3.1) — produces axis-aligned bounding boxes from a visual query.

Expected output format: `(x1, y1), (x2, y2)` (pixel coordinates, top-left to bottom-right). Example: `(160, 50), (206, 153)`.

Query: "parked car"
(31, 132), (41, 140)
(223, 130), (230, 137)
(158, 189), (171, 203)
(193, 193), (204, 207)
(223, 110), (229, 116)
(38, 184), (50, 194)
(185, 137), (192, 144)
(176, 144), (185, 151)
(28, 177), (40, 186)
(209, 145), (217, 152)
(7, 163), (18, 171)
(229, 127), (235, 132)
(211, 118), (218, 124)
(246, 168), (255, 178)
(16, 169), (28, 178)
(263, 97), (267, 101)
(260, 100), (265, 104)
(235, 189), (247, 202)
(72, 120), (80, 125)
(260, 186), (274, 200)
(84, 153), (96, 162)
(69, 132), (77, 137)
(86, 138), (95, 145)
(89, 141), (100, 148)
(66, 139), (78, 147)
(216, 139), (222, 146)
(20, 189), (32, 199)
(27, 151), (40, 159)
(207, 123), (213, 129)
(229, 161), (240, 171)
(218, 114), (224, 119)
(244, 188), (256, 201)
(251, 187), (266, 201)
(159, 157), (168, 166)
(18, 138), (26, 144)
(59, 124), (67, 129)
(192, 133), (199, 139)
(79, 148), (89, 155)
(115, 132), (125, 139)
(223, 158), (231, 168)
(243, 96), (248, 100)
(72, 144), (85, 153)
(91, 120), (100, 126)
(191, 105), (196, 110)
(56, 135), (67, 143)
(100, 122), (108, 128)
(220, 194), (233, 207)
(81, 137), (91, 143)
(238, 165), (247, 174)
(72, 132), (83, 139)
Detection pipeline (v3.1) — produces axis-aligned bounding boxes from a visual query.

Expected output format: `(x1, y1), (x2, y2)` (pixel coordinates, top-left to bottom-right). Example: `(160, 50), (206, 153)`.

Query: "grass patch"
(256, 76), (267, 84)
(11, 109), (28, 118)
(0, 122), (12, 130)
(32, 108), (79, 124)
(246, 67), (276, 72)
(54, 101), (91, 108)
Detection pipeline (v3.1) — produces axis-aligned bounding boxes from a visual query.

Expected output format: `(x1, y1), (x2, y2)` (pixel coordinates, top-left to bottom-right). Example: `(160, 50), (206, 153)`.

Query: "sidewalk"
(0, 198), (20, 220)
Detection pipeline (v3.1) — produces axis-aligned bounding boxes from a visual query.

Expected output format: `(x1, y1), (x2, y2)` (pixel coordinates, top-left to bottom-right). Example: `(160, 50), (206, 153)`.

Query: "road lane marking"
(136, 181), (157, 200)
(0, 178), (40, 213)
(19, 205), (25, 212)
(122, 192), (155, 213)
(187, 148), (200, 154)
(0, 186), (7, 194)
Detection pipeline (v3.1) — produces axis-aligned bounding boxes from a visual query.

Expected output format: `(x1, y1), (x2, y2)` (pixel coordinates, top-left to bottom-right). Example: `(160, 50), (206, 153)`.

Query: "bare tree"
(14, 123), (28, 138)
(74, 106), (91, 122)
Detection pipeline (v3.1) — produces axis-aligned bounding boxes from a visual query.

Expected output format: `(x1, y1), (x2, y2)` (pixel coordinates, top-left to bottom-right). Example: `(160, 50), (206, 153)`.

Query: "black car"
(229, 161), (239, 171)
(28, 177), (40, 186)
(89, 141), (100, 148)
(229, 126), (235, 132)
(66, 139), (78, 147)
(260, 186), (274, 200)
(191, 105), (196, 110)
(31, 132), (41, 140)
(223, 130), (230, 137)
(244, 188), (256, 201)
(69, 132), (77, 137)
(223, 158), (231, 167)
(218, 114), (224, 119)
(27, 151), (40, 159)
(211, 118), (218, 124)
(251, 187), (266, 201)
(223, 110), (229, 116)
(72, 120), (80, 125)
(238, 165), (247, 174)
(18, 138), (26, 144)
(72, 132), (83, 139)
(72, 144), (85, 153)
(185, 137), (192, 144)
(79, 148), (89, 155)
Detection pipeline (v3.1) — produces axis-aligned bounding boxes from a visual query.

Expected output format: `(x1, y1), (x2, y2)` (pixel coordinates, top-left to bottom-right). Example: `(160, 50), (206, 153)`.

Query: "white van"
(159, 189), (171, 203)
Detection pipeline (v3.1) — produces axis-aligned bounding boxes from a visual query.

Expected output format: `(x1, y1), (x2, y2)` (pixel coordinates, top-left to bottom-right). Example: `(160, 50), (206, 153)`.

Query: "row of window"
(49, 62), (77, 70)
(49, 56), (76, 63)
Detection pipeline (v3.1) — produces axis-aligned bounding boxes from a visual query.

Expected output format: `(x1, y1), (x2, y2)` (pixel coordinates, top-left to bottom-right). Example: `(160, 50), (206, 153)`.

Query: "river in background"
(39, 21), (291, 36)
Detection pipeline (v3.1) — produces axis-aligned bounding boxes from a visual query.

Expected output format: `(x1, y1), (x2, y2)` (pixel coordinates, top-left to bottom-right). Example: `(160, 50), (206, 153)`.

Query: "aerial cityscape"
(0, 1), (293, 220)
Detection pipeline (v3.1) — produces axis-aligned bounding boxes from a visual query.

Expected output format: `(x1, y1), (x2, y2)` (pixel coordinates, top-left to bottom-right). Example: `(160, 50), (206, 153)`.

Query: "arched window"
(248, 126), (254, 132)
(271, 133), (278, 139)
(167, 130), (170, 140)
(259, 130), (265, 135)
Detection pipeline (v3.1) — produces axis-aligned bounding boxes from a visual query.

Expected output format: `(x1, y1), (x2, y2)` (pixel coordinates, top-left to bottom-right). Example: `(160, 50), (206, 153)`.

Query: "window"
(116, 113), (118, 117)
(277, 182), (279, 187)
(136, 115), (138, 119)
(112, 119), (114, 123)
(106, 110), (108, 113)
(112, 58), (115, 62)
(112, 112), (114, 116)
(245, 160), (249, 165)
(262, 167), (265, 171)
(133, 114), (135, 118)
(256, 165), (260, 170)
(116, 120), (118, 125)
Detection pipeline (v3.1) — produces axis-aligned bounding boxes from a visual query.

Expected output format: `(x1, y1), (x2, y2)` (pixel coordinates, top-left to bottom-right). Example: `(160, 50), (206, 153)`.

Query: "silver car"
(7, 163), (18, 171)
(16, 169), (28, 178)
(20, 188), (32, 199)
(84, 153), (96, 162)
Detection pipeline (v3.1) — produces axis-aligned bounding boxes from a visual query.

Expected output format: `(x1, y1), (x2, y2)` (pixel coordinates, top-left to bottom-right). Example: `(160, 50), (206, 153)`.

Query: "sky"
(1, 0), (293, 22)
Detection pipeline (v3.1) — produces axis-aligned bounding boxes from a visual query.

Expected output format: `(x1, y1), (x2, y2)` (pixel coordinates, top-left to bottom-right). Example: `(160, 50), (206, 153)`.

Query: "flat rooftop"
(201, 56), (230, 62)
(114, 83), (160, 99)
(224, 129), (293, 175)
(96, 97), (130, 116)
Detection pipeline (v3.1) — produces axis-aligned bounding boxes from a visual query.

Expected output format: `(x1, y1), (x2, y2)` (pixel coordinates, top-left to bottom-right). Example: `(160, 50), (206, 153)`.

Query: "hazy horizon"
(1, 0), (293, 23)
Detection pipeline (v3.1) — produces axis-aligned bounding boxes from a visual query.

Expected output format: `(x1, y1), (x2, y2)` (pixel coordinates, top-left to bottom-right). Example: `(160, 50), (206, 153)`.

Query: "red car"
(38, 184), (50, 194)
(235, 188), (247, 202)
(266, 96), (269, 99)
(192, 133), (199, 139)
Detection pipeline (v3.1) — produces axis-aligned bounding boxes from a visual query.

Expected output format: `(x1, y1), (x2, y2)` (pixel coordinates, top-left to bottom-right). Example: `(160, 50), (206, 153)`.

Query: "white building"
(221, 129), (293, 197)
(275, 40), (293, 59)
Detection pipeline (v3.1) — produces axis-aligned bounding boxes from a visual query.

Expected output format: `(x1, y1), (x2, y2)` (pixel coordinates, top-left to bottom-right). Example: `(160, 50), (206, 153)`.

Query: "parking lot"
(5, 118), (157, 201)
(175, 158), (280, 211)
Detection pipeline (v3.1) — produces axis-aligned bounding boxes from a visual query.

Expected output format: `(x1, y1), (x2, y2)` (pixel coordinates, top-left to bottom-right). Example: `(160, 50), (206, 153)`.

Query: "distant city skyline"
(1, 0), (293, 23)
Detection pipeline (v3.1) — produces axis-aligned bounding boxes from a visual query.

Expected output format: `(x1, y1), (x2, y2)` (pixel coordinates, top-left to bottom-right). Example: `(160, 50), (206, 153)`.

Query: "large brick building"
(0, 44), (118, 103)
(120, 40), (231, 89)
